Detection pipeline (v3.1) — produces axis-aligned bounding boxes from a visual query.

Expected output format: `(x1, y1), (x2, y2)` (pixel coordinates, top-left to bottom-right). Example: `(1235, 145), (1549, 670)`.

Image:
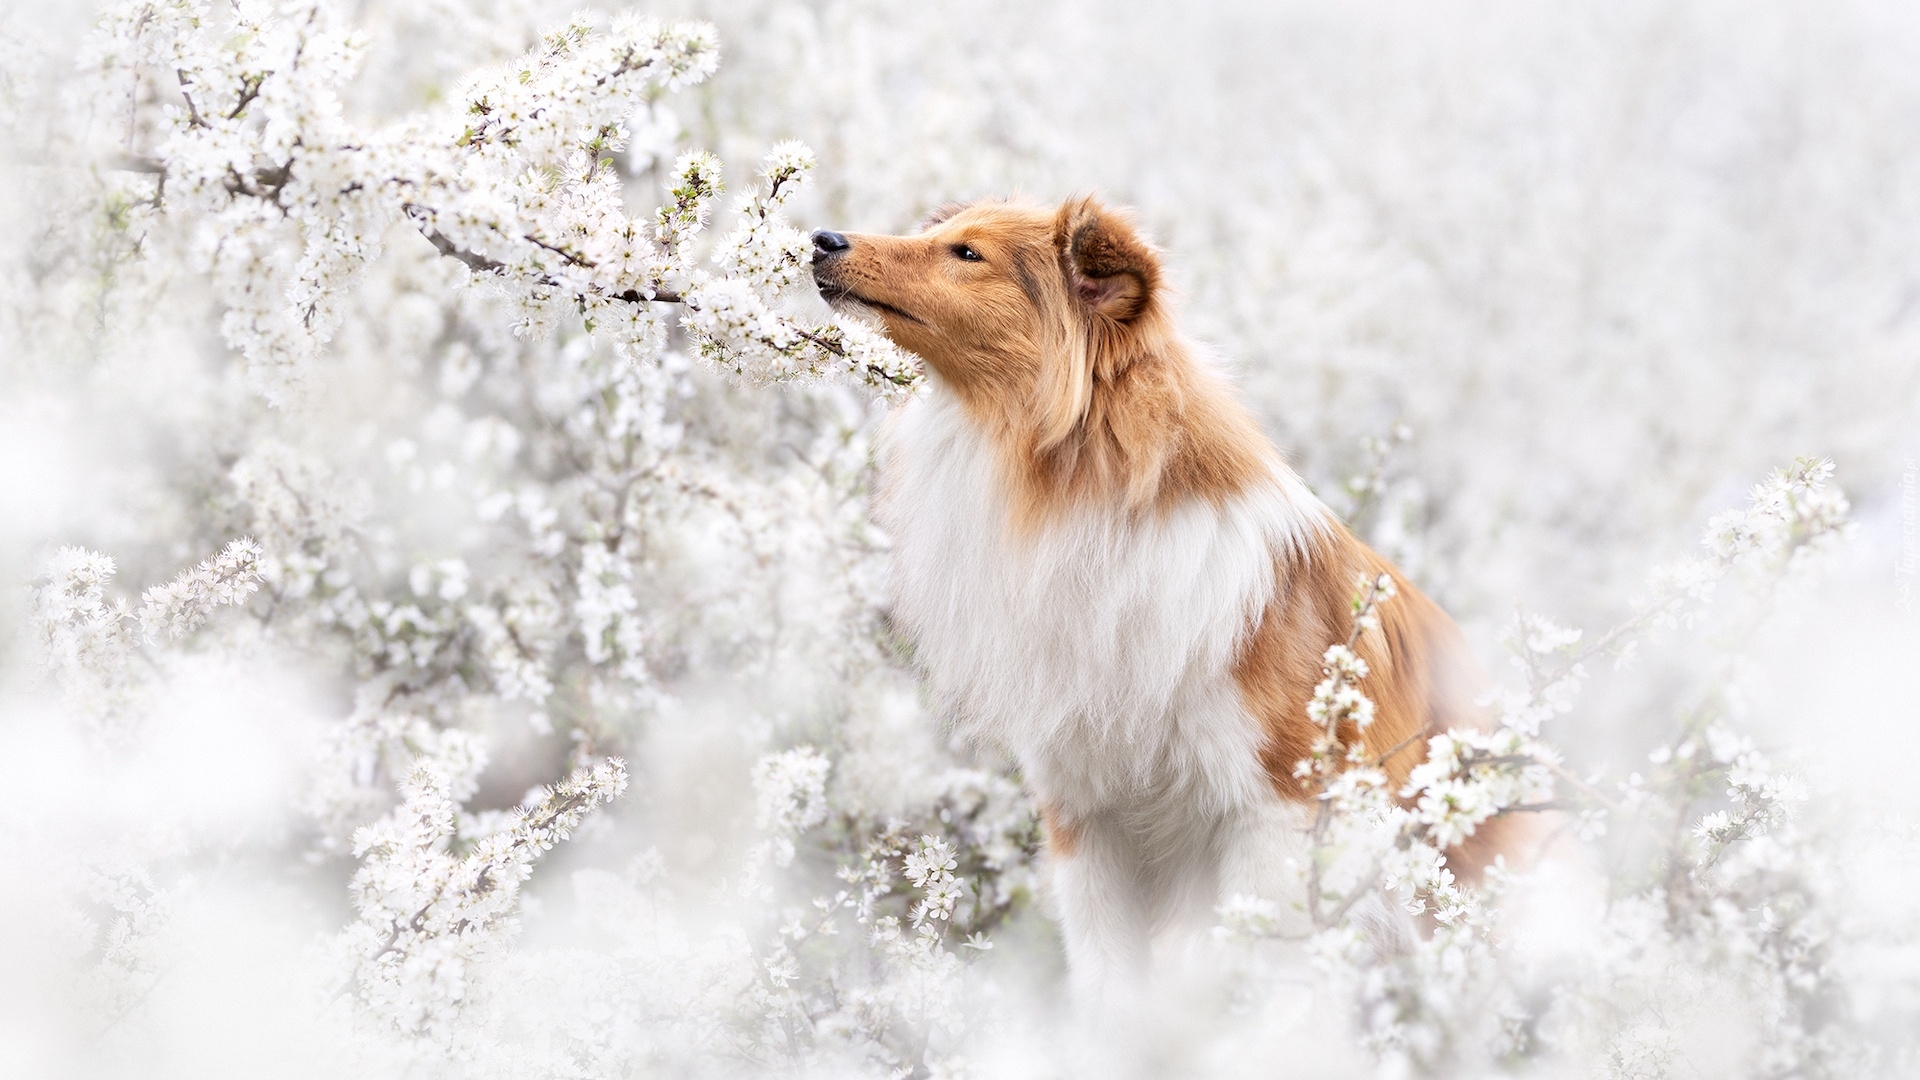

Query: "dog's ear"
(1054, 195), (1160, 323)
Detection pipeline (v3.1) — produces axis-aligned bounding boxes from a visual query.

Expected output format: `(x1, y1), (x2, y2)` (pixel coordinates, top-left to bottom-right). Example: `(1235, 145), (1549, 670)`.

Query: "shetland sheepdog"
(811, 197), (1515, 998)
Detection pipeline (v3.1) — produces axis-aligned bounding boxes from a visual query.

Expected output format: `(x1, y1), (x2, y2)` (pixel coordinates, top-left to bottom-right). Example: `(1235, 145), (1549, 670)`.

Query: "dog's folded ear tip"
(1053, 193), (1116, 241)
(1055, 194), (1161, 321)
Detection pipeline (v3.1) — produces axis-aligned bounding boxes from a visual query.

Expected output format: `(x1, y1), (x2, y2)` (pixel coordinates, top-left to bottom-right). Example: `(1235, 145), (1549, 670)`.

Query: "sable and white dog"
(811, 197), (1513, 999)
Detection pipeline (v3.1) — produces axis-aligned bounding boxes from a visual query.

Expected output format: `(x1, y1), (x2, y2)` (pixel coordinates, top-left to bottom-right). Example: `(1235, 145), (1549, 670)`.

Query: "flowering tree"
(4, 1), (1918, 1078)
(30, 0), (1006, 1067)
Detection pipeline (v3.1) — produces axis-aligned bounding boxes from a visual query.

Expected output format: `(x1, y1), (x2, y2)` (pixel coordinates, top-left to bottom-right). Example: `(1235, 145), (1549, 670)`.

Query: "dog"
(811, 196), (1514, 1000)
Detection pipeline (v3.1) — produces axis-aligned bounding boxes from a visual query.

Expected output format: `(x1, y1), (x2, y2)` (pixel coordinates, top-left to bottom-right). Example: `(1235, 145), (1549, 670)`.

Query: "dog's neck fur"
(952, 328), (1287, 534)
(876, 370), (1329, 781)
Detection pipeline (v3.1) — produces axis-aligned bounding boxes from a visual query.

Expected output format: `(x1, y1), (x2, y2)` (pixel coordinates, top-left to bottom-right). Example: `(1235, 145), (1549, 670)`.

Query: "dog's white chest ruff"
(876, 391), (1326, 822)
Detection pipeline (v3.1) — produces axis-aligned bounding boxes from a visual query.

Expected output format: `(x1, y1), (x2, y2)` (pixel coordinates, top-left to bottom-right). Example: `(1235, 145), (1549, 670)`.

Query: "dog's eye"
(950, 243), (984, 262)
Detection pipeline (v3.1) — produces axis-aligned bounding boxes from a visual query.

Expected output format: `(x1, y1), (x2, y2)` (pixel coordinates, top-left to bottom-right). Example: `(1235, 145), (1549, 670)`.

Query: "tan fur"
(1040, 802), (1081, 859)
(817, 197), (1274, 532)
(818, 196), (1523, 878)
(1229, 529), (1481, 793)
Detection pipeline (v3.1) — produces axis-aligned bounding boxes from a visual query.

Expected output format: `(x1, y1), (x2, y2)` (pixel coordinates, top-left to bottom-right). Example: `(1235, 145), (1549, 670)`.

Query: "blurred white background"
(2, 1), (1916, 1076)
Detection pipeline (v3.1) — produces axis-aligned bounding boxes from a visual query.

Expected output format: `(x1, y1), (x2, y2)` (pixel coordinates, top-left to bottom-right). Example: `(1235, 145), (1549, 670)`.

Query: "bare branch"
(419, 226), (506, 275)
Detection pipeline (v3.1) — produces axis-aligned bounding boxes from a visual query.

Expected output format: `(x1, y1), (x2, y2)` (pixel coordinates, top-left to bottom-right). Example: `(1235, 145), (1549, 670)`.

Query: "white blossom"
(750, 745), (830, 868)
(340, 757), (628, 1038)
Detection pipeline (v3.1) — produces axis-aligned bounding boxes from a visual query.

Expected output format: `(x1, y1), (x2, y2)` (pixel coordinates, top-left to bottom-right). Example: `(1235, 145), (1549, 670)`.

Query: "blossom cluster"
(1225, 459), (1866, 1076)
(33, 539), (263, 734)
(340, 757), (629, 1039)
(85, 0), (917, 404)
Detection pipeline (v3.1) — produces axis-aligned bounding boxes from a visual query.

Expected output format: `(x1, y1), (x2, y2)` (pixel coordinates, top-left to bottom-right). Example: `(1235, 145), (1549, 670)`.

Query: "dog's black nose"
(811, 229), (851, 261)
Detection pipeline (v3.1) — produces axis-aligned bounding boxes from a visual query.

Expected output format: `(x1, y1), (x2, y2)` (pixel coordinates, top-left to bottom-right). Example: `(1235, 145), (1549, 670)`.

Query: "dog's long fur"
(814, 197), (1515, 997)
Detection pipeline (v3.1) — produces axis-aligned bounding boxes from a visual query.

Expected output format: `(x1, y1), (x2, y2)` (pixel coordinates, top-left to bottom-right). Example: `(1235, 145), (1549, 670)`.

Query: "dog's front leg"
(1045, 809), (1155, 1010)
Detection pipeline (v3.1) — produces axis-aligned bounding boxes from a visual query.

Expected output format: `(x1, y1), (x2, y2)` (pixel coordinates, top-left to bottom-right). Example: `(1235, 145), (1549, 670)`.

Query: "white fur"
(875, 387), (1334, 997)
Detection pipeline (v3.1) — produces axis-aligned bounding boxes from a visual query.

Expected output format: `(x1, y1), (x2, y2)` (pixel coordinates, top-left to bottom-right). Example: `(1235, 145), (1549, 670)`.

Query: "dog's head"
(811, 196), (1169, 448)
